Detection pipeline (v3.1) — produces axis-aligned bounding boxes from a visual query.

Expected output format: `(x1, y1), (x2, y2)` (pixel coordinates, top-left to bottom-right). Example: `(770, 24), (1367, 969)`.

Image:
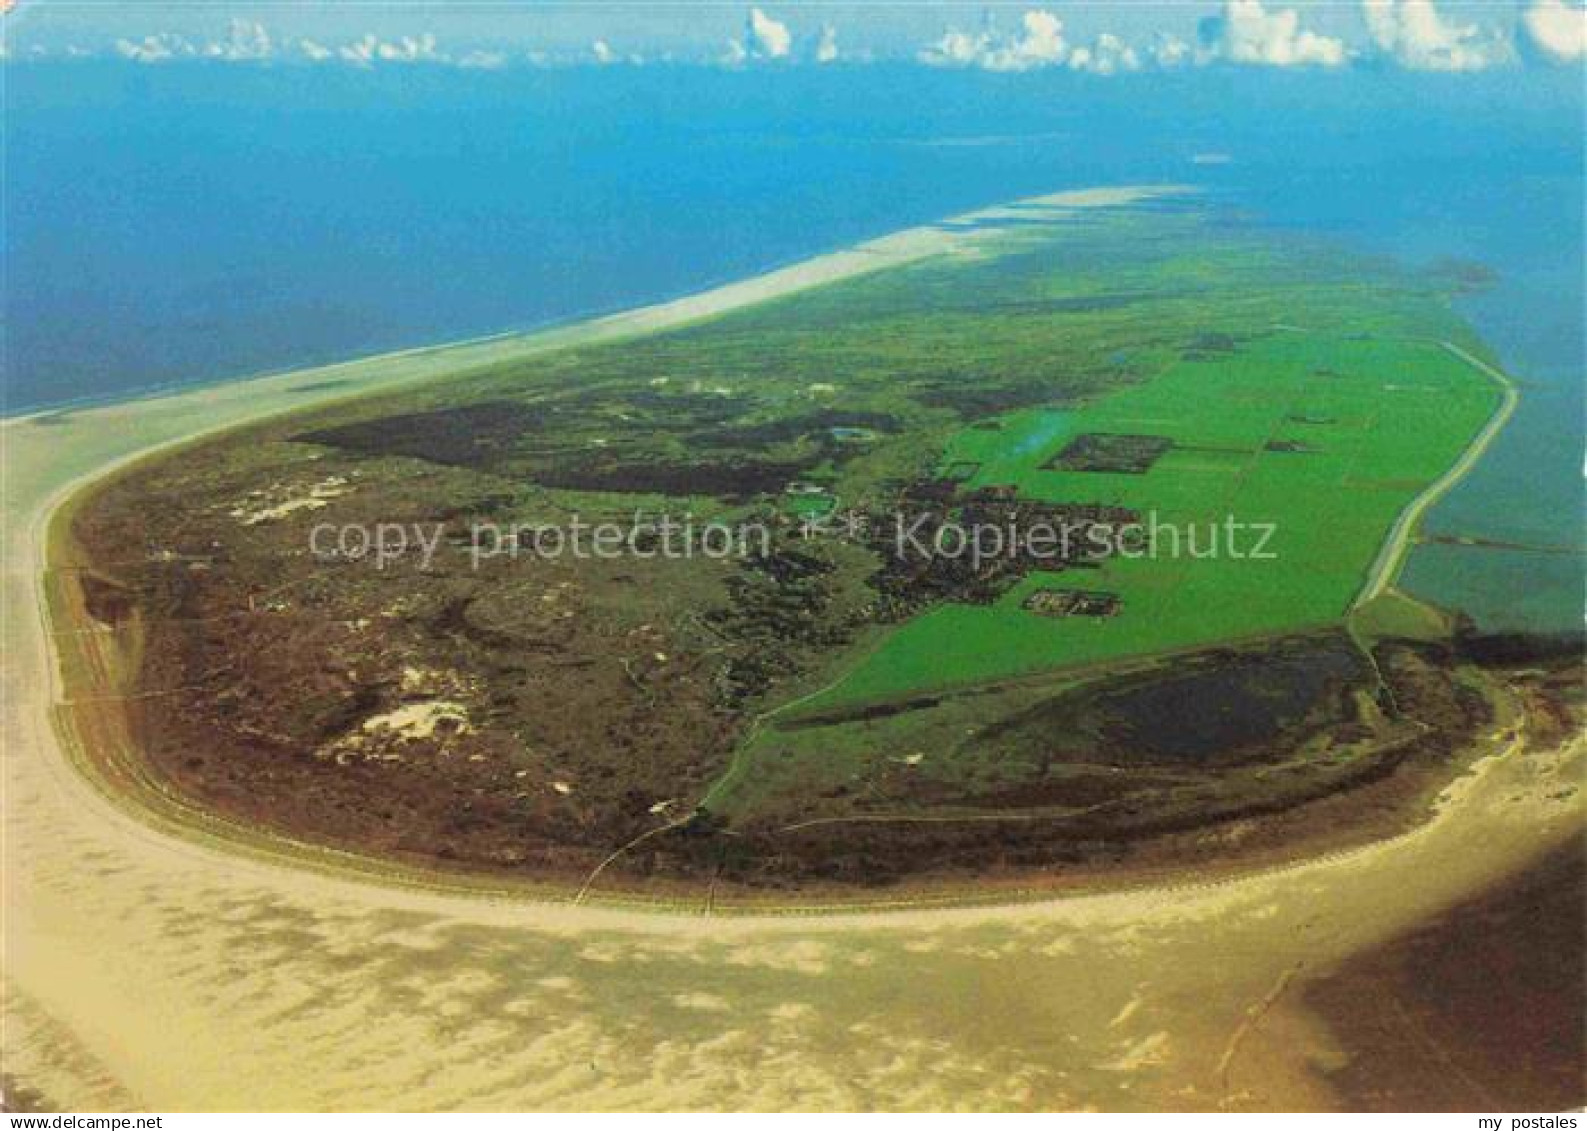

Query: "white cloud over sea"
(815, 24), (840, 65)
(1361, 0), (1513, 71)
(746, 7), (792, 60)
(1197, 0), (1347, 67)
(1522, 0), (1587, 61)
(27, 3), (1587, 74)
(115, 26), (462, 69)
(114, 33), (194, 64)
(916, 10), (1152, 74)
(918, 9), (1069, 72)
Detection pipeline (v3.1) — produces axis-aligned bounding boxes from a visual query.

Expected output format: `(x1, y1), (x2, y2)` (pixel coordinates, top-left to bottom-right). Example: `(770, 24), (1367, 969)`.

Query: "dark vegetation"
(1023, 588), (1121, 618)
(708, 543), (856, 704)
(864, 485), (1138, 619)
(1046, 432), (1174, 474)
(646, 638), (1508, 887)
(296, 400), (550, 468)
(973, 637), (1365, 768)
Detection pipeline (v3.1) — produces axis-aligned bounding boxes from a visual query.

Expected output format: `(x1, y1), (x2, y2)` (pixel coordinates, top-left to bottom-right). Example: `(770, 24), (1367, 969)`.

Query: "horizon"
(4, 1), (1585, 71)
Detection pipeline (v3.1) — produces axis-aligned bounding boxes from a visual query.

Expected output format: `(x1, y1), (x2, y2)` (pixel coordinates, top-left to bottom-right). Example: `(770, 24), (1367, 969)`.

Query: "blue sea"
(6, 62), (1582, 631)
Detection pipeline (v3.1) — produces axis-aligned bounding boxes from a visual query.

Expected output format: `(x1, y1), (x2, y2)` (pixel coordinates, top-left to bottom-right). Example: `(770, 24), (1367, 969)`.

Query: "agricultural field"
(798, 329), (1502, 710)
(64, 194), (1508, 891)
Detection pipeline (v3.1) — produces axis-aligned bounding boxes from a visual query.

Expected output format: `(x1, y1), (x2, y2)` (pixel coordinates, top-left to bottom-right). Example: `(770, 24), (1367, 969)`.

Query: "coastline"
(4, 185), (1583, 1109)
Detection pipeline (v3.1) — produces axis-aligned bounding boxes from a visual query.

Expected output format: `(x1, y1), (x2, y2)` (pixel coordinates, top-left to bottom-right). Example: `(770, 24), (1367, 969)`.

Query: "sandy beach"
(3, 185), (1581, 1111)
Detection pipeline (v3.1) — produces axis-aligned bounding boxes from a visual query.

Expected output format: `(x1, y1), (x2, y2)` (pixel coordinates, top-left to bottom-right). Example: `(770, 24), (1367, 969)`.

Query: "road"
(1351, 341), (1520, 611)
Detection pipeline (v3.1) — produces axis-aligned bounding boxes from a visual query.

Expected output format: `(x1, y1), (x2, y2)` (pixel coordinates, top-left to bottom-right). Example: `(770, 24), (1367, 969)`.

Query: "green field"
(805, 329), (1502, 709)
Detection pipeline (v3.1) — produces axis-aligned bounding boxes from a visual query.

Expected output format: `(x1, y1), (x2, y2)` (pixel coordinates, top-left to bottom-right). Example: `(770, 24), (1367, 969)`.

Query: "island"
(45, 186), (1562, 909)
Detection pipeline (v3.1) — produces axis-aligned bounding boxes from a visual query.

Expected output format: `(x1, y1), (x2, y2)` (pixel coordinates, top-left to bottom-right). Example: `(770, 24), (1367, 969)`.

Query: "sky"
(2, 1), (1584, 72)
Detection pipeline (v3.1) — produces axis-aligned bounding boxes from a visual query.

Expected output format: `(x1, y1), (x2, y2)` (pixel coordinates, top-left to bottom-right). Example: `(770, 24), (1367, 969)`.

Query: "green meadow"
(805, 329), (1502, 709)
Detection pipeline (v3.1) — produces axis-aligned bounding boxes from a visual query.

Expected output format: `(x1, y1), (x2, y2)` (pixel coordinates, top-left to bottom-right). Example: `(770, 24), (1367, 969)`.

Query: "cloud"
(378, 33), (442, 63)
(1149, 32), (1195, 67)
(588, 39), (643, 66)
(1521, 0), (1587, 61)
(109, 23), (487, 69)
(337, 32), (444, 67)
(1198, 0), (1348, 66)
(717, 7), (794, 65)
(917, 10), (1151, 74)
(203, 17), (271, 62)
(115, 20), (272, 65)
(815, 23), (839, 64)
(1069, 32), (1141, 74)
(337, 35), (379, 67)
(917, 27), (992, 68)
(114, 33), (197, 64)
(1001, 9), (1070, 69)
(747, 7), (792, 59)
(919, 9), (1071, 71)
(1362, 0), (1512, 70)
